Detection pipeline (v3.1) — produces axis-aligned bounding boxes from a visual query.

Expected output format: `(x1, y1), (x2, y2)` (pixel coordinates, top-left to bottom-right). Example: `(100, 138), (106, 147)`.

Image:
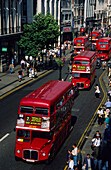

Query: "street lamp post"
(59, 0), (62, 80)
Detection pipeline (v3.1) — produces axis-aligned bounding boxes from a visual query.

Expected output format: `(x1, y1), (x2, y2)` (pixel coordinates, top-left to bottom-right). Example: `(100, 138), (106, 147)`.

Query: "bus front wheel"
(15, 156), (20, 161)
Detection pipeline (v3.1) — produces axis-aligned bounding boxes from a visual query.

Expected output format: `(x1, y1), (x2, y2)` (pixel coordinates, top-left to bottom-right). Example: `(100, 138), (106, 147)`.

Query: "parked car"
(96, 57), (102, 68)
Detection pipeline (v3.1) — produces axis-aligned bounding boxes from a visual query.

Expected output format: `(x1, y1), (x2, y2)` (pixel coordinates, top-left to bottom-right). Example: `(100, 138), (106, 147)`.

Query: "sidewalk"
(81, 68), (111, 169)
(0, 47), (72, 98)
(0, 65), (48, 97)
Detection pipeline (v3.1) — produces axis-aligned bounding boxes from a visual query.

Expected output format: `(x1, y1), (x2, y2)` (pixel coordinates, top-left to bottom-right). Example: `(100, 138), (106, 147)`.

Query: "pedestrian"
(11, 58), (14, 66)
(94, 84), (101, 99)
(97, 107), (104, 125)
(9, 64), (14, 73)
(108, 90), (111, 101)
(66, 149), (73, 165)
(68, 155), (74, 170)
(105, 98), (111, 109)
(18, 69), (24, 82)
(93, 130), (102, 140)
(20, 59), (25, 69)
(92, 135), (101, 159)
(71, 144), (78, 170)
(77, 149), (82, 170)
(82, 154), (94, 170)
(104, 114), (110, 129)
(68, 60), (73, 73)
(26, 61), (30, 76)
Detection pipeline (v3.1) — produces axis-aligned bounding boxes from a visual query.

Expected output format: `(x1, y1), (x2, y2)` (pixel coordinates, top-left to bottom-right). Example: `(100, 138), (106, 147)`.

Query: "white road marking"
(0, 133), (10, 142)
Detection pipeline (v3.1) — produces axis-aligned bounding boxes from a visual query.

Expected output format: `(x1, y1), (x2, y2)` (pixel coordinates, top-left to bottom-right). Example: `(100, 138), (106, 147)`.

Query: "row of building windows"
(0, 0), (21, 35)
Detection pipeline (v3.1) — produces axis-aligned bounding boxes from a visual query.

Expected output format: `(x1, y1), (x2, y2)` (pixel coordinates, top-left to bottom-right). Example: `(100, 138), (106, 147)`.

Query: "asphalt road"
(0, 61), (103, 170)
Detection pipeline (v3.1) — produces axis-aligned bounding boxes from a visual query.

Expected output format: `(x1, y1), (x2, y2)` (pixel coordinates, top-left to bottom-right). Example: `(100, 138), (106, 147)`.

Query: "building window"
(65, 14), (68, 20)
(33, 0), (37, 15)
(23, 0), (27, 16)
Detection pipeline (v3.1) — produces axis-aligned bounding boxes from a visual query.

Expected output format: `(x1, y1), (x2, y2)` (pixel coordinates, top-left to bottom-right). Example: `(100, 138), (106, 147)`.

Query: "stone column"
(5, 0), (9, 34)
(50, 0), (52, 14)
(54, 0), (57, 20)
(18, 0), (21, 32)
(37, 0), (42, 14)
(45, 0), (47, 15)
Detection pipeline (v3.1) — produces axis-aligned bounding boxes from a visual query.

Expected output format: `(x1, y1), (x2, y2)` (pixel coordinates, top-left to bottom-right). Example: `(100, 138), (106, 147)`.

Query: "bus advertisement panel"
(15, 80), (74, 163)
(73, 36), (91, 54)
(72, 51), (97, 89)
(97, 37), (111, 60)
(89, 31), (101, 48)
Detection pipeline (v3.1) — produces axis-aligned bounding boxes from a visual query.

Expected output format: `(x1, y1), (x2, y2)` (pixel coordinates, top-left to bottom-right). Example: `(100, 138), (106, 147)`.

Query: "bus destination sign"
(77, 66), (85, 71)
(25, 116), (41, 125)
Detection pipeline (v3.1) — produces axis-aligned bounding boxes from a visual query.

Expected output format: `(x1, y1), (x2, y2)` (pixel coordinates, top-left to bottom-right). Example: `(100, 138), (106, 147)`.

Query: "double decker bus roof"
(99, 37), (111, 42)
(20, 80), (72, 106)
(92, 31), (100, 34)
(74, 36), (88, 40)
(74, 51), (96, 61)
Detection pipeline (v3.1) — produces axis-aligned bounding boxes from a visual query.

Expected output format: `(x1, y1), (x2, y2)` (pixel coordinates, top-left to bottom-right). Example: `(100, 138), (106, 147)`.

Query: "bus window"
(20, 106), (33, 114)
(74, 60), (81, 64)
(65, 93), (67, 100)
(73, 73), (80, 79)
(76, 48), (83, 52)
(50, 105), (55, 115)
(80, 73), (90, 78)
(68, 89), (74, 96)
(35, 107), (48, 115)
(98, 50), (102, 54)
(82, 61), (89, 65)
(17, 129), (30, 138)
(102, 50), (109, 53)
(32, 131), (53, 140)
(104, 42), (108, 45)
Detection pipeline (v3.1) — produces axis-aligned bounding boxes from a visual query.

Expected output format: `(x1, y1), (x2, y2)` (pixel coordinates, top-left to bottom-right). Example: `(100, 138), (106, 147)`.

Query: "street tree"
(18, 13), (59, 58)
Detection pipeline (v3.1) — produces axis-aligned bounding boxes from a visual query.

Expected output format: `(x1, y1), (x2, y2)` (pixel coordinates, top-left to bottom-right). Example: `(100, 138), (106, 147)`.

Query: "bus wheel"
(88, 84), (91, 91)
(15, 156), (20, 161)
(46, 148), (54, 164)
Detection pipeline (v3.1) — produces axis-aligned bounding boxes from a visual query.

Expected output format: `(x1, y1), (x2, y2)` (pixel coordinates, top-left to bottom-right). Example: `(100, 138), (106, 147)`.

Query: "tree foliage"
(18, 13), (60, 57)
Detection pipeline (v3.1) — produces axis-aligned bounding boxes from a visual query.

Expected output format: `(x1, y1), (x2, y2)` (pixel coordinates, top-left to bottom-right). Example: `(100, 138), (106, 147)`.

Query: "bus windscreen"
(35, 107), (48, 115)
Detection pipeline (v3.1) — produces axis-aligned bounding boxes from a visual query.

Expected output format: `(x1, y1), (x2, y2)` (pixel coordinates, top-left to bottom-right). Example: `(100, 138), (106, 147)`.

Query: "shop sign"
(2, 48), (7, 52)
(63, 27), (71, 32)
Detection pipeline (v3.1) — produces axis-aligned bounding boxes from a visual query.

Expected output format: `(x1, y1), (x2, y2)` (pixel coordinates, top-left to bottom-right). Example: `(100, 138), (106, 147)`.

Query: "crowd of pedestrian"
(66, 65), (111, 169)
(13, 41), (71, 82)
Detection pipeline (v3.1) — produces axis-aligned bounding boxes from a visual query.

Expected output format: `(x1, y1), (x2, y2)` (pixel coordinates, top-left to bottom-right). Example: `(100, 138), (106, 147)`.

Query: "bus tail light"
(41, 117), (50, 129)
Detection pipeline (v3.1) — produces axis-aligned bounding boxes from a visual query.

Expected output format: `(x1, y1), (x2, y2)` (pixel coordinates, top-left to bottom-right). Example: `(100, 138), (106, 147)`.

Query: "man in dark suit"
(83, 154), (94, 170)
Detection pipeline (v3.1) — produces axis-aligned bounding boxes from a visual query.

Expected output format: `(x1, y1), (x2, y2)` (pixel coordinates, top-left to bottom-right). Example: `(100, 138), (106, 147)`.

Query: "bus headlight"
(17, 150), (20, 153)
(42, 153), (46, 156)
(41, 117), (50, 129)
(86, 84), (88, 86)
(17, 138), (24, 142)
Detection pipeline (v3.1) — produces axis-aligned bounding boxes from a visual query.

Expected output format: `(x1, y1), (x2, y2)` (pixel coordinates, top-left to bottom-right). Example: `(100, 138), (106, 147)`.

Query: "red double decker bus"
(89, 31), (101, 48)
(72, 51), (97, 89)
(97, 37), (111, 60)
(73, 36), (91, 54)
(15, 80), (74, 162)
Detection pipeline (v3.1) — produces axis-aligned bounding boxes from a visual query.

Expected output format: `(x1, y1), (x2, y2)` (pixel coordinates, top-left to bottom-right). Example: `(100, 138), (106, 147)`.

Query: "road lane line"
(0, 133), (10, 142)
(64, 69), (106, 170)
(0, 70), (53, 100)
